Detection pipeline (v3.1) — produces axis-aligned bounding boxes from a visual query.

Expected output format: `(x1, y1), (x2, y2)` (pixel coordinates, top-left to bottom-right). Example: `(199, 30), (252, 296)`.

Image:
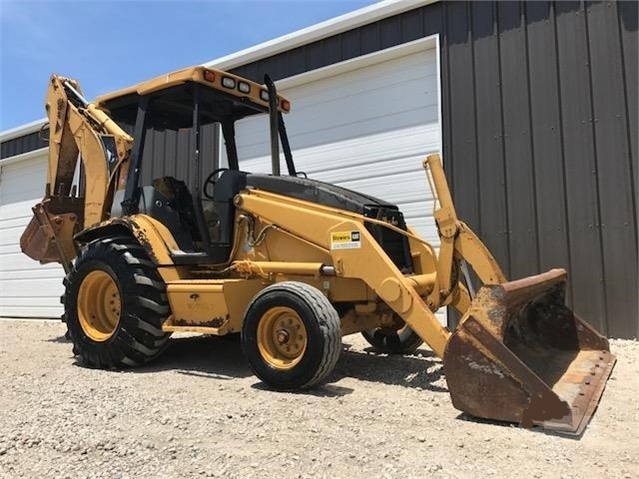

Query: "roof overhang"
(0, 118), (47, 143)
(96, 66), (287, 110)
(203, 0), (434, 70)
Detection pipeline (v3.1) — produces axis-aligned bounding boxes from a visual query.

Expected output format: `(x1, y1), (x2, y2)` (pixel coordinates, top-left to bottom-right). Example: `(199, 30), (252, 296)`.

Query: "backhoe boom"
(20, 75), (133, 270)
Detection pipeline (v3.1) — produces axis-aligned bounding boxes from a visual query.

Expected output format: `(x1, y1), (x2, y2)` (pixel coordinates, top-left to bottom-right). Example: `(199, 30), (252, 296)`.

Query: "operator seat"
(165, 170), (248, 265)
(211, 170), (247, 247)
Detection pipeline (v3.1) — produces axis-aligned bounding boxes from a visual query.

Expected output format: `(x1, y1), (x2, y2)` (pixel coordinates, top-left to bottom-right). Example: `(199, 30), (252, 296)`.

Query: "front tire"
(241, 282), (342, 390)
(63, 236), (171, 368)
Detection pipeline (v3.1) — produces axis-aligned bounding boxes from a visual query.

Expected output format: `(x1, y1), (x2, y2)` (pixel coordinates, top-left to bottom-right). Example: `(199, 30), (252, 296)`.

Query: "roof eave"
(0, 118), (48, 143)
(203, 0), (434, 70)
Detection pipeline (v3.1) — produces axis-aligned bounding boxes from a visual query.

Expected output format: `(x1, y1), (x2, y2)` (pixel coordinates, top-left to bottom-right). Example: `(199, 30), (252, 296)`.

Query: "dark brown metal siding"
(228, 4), (444, 82)
(1, 129), (48, 159)
(441, 1), (637, 338)
(2, 1), (636, 337)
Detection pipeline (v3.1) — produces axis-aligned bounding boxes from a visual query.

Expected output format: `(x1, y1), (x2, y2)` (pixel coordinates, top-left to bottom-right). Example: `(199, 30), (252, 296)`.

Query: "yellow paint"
(95, 66), (290, 115)
(257, 306), (308, 370)
(166, 279), (264, 333)
(77, 270), (120, 342)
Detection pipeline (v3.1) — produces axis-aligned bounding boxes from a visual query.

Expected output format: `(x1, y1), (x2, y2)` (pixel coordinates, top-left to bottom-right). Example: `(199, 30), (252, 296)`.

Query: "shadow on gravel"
(124, 335), (446, 394)
(250, 344), (446, 396)
(251, 382), (355, 397)
(330, 345), (448, 393)
(128, 335), (253, 379)
(46, 335), (70, 344)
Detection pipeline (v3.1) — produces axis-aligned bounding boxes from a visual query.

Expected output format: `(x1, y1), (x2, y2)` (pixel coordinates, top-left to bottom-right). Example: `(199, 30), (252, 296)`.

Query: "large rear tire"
(241, 282), (342, 390)
(63, 236), (171, 368)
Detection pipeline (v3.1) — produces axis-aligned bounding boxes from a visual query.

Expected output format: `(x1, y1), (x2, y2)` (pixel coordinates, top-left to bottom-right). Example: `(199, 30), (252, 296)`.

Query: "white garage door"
(0, 151), (64, 318)
(230, 40), (441, 245)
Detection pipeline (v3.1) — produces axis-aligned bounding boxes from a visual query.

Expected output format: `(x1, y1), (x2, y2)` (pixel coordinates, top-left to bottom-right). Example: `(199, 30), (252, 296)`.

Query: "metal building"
(1, 1), (636, 338)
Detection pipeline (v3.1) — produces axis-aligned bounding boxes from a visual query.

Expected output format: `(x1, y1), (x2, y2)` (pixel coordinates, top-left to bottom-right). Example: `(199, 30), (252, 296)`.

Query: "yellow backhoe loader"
(21, 66), (616, 435)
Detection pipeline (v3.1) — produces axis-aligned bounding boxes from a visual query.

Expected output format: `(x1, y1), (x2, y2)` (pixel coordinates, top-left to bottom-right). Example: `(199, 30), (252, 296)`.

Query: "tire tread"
(242, 281), (342, 390)
(63, 236), (171, 369)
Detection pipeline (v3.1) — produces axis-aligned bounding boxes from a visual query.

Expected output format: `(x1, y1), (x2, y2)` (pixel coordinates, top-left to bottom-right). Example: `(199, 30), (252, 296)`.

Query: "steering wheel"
(203, 168), (229, 199)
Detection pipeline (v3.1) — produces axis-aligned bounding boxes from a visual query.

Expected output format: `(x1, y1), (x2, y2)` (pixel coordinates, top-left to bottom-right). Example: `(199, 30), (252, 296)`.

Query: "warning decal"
(330, 231), (361, 250)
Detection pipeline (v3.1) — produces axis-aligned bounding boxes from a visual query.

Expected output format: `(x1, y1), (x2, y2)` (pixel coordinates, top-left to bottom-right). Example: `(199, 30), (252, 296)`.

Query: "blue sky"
(0, 0), (375, 130)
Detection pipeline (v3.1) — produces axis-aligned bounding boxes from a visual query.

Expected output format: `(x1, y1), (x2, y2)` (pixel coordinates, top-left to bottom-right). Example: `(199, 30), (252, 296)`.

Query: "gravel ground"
(0, 319), (637, 479)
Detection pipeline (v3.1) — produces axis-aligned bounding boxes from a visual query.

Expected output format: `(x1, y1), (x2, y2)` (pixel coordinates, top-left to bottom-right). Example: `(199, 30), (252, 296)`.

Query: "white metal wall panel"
(0, 151), (64, 317)
(228, 45), (441, 245)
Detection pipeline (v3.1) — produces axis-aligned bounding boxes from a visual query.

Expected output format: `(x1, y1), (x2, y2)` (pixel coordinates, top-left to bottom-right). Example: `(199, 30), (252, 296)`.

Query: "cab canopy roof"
(95, 66), (290, 130)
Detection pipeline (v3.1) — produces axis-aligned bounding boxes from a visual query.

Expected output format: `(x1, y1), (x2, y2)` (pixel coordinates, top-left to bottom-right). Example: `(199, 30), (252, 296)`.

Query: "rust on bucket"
(444, 269), (616, 435)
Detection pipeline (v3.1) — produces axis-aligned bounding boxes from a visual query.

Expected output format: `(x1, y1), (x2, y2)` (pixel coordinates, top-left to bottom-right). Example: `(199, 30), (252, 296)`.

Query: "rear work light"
(222, 77), (236, 89)
(260, 89), (269, 102)
(238, 81), (250, 94)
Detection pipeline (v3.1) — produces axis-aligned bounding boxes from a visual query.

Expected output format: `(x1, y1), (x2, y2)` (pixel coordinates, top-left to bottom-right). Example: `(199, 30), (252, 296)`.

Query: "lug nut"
(276, 329), (289, 344)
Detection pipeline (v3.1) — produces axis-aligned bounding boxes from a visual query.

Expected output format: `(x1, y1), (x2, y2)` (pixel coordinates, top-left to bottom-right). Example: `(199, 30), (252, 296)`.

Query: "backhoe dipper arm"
(20, 75), (133, 269)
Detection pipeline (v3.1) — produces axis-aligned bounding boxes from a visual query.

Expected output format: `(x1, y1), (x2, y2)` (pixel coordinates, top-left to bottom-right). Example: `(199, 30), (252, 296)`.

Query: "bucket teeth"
(444, 269), (616, 435)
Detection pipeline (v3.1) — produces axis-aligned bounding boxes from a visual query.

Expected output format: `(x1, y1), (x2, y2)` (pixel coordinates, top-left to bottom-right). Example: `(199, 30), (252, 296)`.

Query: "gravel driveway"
(1, 319), (637, 479)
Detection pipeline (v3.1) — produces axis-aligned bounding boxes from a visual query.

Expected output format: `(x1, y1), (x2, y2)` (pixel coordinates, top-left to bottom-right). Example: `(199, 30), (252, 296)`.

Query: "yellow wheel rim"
(257, 306), (307, 370)
(77, 270), (121, 342)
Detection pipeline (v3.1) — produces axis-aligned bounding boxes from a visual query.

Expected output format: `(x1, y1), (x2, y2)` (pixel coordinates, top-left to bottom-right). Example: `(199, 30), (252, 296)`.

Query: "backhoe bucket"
(443, 269), (616, 435)
(20, 196), (83, 268)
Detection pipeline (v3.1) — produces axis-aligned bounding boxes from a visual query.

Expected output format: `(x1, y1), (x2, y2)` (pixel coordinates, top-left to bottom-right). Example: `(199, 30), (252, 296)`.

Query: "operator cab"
(97, 66), (412, 271)
(96, 67), (292, 264)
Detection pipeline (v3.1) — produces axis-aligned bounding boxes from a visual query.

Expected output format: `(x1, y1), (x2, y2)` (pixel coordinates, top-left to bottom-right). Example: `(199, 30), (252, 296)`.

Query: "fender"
(74, 214), (178, 266)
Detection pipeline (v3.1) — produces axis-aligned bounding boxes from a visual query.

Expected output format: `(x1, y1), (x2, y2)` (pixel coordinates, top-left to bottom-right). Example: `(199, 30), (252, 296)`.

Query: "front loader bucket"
(443, 269), (616, 435)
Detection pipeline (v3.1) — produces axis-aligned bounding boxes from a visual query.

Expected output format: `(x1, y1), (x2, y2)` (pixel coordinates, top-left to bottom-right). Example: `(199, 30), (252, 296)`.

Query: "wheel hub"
(77, 270), (121, 342)
(257, 306), (308, 370)
(276, 329), (290, 344)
